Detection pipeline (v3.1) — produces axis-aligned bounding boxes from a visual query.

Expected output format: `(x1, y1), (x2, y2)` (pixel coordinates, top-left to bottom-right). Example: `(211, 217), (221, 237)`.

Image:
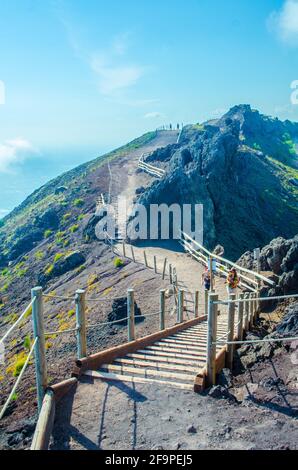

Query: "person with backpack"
(226, 267), (240, 295)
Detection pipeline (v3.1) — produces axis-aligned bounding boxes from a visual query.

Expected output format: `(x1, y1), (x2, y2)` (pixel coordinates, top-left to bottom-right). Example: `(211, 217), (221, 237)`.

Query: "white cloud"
(0, 138), (35, 172)
(144, 112), (164, 119)
(90, 55), (145, 95)
(268, 0), (298, 45)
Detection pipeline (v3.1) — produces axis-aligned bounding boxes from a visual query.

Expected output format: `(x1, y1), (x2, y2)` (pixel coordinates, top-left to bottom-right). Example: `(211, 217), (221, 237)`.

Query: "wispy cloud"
(0, 138), (35, 173)
(90, 54), (145, 96)
(267, 0), (298, 45)
(144, 112), (165, 119)
(55, 9), (155, 103)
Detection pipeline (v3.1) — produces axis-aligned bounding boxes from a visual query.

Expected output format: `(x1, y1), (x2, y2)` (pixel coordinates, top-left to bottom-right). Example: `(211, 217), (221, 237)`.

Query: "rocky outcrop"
(237, 235), (298, 295)
(136, 105), (298, 259)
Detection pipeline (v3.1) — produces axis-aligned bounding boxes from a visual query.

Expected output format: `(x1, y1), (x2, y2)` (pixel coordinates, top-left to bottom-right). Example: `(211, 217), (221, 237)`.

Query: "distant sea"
(0, 146), (110, 219)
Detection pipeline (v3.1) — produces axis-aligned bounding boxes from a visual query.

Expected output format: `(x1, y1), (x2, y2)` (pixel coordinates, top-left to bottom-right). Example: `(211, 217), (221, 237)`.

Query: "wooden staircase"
(82, 318), (229, 391)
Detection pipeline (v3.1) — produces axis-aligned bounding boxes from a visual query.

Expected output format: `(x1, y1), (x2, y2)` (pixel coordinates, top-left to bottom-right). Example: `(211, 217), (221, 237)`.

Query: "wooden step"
(158, 339), (208, 350)
(137, 348), (206, 362)
(100, 364), (195, 382)
(126, 352), (204, 366)
(114, 357), (200, 373)
(144, 345), (210, 356)
(163, 337), (208, 346)
(84, 370), (194, 390)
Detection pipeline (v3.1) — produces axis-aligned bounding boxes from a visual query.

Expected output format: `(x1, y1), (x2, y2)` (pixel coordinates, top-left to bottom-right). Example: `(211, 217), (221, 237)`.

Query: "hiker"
(226, 267), (239, 295)
(202, 267), (211, 291)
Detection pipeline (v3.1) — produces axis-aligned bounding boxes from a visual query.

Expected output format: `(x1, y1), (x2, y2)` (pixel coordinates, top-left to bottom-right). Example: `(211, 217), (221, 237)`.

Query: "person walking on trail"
(226, 267), (239, 295)
(202, 267), (211, 291)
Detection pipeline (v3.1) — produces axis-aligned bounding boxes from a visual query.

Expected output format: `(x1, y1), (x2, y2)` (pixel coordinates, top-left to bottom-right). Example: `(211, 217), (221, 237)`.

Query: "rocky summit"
(137, 105), (298, 259)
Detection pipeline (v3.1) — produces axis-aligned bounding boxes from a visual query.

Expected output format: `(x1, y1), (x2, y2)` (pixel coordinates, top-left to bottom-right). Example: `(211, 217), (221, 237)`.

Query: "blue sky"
(1, 0), (298, 216)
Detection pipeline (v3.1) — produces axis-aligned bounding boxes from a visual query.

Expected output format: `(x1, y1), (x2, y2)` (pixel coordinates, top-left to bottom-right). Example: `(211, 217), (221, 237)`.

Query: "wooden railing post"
(237, 293), (244, 341)
(75, 289), (87, 359)
(127, 289), (135, 341)
(177, 289), (184, 323)
(244, 292), (249, 331)
(209, 255), (214, 291)
(256, 284), (260, 319)
(122, 242), (126, 258)
(31, 286), (48, 413)
(204, 289), (208, 316)
(194, 290), (199, 318)
(226, 293), (236, 369)
(131, 245), (136, 263)
(143, 251), (148, 267)
(160, 289), (165, 330)
(154, 256), (157, 274)
(169, 264), (173, 284)
(207, 293), (218, 386)
(249, 293), (254, 329)
(162, 258), (167, 280)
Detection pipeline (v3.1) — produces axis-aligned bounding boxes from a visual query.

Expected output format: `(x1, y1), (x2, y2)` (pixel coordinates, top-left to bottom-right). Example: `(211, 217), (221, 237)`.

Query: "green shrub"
(54, 253), (63, 263)
(63, 239), (70, 247)
(114, 257), (124, 268)
(13, 357), (26, 377)
(44, 229), (53, 239)
(63, 213), (72, 221)
(73, 198), (84, 207)
(23, 335), (31, 350)
(77, 214), (84, 221)
(45, 264), (54, 276)
(35, 251), (44, 260)
(68, 309), (75, 318)
(70, 224), (79, 233)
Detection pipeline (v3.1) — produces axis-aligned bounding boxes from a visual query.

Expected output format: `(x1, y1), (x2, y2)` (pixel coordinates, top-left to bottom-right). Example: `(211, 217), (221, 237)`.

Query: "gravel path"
(51, 370), (297, 450)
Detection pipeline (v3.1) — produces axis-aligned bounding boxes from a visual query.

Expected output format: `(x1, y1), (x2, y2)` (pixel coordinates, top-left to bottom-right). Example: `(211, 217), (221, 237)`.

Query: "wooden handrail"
(181, 231), (274, 286)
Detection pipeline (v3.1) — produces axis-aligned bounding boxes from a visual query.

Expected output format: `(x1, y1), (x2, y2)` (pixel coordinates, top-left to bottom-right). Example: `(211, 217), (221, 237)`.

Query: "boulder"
(35, 208), (59, 231)
(108, 297), (144, 325)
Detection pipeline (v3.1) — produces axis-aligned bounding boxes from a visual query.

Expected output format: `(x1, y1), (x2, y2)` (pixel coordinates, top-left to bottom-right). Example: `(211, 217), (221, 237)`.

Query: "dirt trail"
(50, 130), (244, 451)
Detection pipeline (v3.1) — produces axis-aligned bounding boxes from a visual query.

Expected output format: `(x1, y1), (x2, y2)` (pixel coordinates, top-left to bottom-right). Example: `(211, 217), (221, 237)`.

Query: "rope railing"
(0, 337), (37, 420)
(0, 299), (34, 346)
(213, 335), (298, 346)
(213, 293), (298, 305)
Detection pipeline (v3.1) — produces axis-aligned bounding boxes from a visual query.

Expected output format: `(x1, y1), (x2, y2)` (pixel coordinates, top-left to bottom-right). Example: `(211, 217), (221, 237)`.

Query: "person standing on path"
(226, 267), (240, 295)
(202, 267), (211, 291)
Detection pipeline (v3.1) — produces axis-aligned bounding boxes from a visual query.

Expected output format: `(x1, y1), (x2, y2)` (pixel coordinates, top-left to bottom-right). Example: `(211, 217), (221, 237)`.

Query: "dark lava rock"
(187, 425), (197, 434)
(54, 185), (68, 195)
(35, 208), (59, 231)
(135, 186), (145, 195)
(218, 368), (233, 388)
(7, 433), (24, 447)
(237, 235), (298, 297)
(276, 302), (298, 336)
(108, 297), (144, 326)
(39, 251), (86, 283)
(208, 385), (236, 401)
